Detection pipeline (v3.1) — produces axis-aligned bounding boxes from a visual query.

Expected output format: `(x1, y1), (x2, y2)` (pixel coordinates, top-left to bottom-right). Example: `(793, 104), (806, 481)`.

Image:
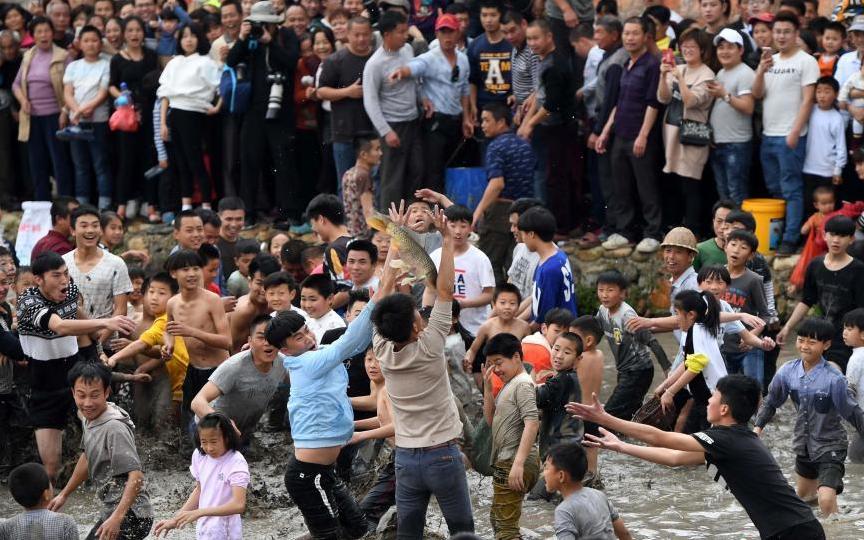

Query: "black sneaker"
(775, 242), (797, 256)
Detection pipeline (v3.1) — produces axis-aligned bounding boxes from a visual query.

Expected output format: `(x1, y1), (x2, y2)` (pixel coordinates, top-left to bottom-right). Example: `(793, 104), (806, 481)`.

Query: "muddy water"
(3, 336), (864, 539)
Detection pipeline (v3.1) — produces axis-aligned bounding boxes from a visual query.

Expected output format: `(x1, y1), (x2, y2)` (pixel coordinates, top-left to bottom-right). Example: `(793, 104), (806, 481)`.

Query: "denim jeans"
(724, 348), (765, 387)
(70, 122), (112, 207)
(760, 135), (806, 245)
(333, 141), (355, 198)
(394, 442), (474, 539)
(28, 113), (73, 200)
(710, 141), (752, 205)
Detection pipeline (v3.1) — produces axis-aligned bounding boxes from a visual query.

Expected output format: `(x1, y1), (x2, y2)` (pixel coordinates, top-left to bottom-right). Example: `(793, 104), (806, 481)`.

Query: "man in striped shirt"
(503, 10), (539, 122)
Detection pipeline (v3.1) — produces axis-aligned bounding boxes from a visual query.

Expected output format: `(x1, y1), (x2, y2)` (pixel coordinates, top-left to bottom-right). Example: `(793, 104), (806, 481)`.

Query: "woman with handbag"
(12, 16), (73, 201)
(158, 22), (221, 211)
(658, 28), (715, 235)
(109, 15), (159, 220)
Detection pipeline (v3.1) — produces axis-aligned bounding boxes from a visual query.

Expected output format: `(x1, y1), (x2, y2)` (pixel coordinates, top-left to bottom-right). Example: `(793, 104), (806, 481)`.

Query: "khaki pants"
(491, 455), (540, 540)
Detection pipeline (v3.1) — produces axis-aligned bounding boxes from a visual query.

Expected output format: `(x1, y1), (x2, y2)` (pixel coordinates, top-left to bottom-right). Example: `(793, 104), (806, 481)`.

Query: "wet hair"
(198, 243), (220, 264)
(796, 317), (835, 342)
(815, 75), (839, 93)
(569, 315), (603, 342)
(236, 239), (261, 257)
(31, 252), (66, 276)
(280, 239), (307, 265)
(196, 208), (221, 230)
(712, 199), (737, 218)
(596, 269), (628, 290)
(824, 215), (856, 237)
(482, 101), (512, 126)
(546, 442), (588, 482)
(165, 249), (204, 272)
(545, 308), (575, 328)
(263, 271), (297, 291)
(347, 239), (378, 264)
(78, 23), (102, 40)
(508, 198), (543, 217)
(444, 204), (473, 224)
(67, 360), (111, 390)
(378, 9), (406, 34)
(555, 331), (584, 356)
(147, 271), (179, 294)
(71, 204), (100, 228)
(726, 229), (759, 253)
(724, 209), (756, 232)
(673, 289), (721, 337)
(493, 283), (522, 305)
(371, 293), (416, 343)
(249, 253), (281, 279)
(483, 332), (523, 359)
(347, 288), (370, 312)
(195, 413), (242, 454)
(249, 313), (272, 335)
(305, 194), (345, 226)
(50, 196), (78, 226)
(517, 207), (557, 242)
(265, 309), (308, 347)
(843, 308), (864, 332)
(300, 273), (334, 297)
(697, 264), (731, 285)
(174, 209), (203, 230)
(715, 374), (762, 424)
(9, 463), (50, 509)
(773, 9), (800, 29)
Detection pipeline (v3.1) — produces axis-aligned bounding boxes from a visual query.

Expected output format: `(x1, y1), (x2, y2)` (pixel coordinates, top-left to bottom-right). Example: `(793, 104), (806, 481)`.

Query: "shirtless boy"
(163, 250), (231, 433)
(229, 254), (281, 352)
(569, 315), (606, 486)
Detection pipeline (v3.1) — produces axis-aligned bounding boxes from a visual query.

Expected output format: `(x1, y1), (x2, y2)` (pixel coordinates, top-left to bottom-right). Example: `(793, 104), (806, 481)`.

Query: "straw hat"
(661, 227), (698, 253)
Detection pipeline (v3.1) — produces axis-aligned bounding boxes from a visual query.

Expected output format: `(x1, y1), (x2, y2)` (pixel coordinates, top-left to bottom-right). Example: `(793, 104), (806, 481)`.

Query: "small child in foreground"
(0, 463), (78, 538)
(154, 412), (249, 538)
(543, 443), (631, 540)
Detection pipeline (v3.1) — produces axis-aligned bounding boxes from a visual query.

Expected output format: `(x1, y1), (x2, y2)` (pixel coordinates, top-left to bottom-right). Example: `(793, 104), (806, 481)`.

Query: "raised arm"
(432, 206), (454, 302)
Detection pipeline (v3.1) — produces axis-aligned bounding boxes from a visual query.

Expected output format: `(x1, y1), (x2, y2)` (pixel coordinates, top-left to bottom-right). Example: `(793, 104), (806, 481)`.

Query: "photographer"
(226, 0), (300, 226)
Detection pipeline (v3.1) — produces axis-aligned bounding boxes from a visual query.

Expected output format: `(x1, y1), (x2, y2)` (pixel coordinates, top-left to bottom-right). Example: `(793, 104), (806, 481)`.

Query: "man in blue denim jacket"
(755, 317), (864, 517)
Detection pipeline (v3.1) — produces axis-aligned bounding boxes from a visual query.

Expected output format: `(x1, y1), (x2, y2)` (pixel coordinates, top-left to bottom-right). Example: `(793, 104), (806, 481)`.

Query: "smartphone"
(663, 49), (675, 65)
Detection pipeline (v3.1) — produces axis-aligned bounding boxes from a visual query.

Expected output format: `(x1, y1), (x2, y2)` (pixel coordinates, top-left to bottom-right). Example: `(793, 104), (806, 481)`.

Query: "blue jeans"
(332, 141), (355, 198)
(725, 348), (764, 387)
(710, 141), (752, 205)
(394, 443), (474, 539)
(70, 122), (112, 207)
(760, 135), (805, 245)
(28, 113), (73, 200)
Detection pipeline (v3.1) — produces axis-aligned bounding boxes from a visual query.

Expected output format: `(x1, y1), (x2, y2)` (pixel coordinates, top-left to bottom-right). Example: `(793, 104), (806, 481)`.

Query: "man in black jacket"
(226, 1), (300, 226)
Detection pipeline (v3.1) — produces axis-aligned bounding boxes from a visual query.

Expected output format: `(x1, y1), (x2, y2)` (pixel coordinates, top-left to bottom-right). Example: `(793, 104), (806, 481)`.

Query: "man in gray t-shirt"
(191, 315), (287, 437)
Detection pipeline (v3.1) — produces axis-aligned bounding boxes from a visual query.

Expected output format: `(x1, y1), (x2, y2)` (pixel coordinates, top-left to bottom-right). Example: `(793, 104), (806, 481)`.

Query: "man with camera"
(226, 0), (301, 227)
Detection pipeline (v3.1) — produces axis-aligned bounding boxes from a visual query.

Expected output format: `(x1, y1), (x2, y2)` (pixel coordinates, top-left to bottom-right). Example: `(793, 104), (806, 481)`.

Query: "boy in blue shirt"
(755, 317), (864, 517)
(517, 207), (577, 326)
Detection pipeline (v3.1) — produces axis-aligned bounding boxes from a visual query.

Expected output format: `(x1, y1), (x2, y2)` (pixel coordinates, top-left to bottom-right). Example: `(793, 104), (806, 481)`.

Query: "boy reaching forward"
(568, 375), (825, 540)
(163, 250), (231, 432)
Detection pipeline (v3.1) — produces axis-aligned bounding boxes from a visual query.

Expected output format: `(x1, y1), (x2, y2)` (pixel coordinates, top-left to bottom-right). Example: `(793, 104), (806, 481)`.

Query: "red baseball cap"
(435, 14), (460, 32)
(748, 12), (775, 25)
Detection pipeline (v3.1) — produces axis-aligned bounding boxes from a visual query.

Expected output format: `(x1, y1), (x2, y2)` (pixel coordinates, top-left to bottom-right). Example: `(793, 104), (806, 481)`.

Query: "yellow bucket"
(741, 198), (786, 255)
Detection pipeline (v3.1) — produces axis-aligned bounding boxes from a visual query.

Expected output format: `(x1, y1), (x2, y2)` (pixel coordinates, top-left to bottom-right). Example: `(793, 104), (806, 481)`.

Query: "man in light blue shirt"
(390, 14), (474, 193)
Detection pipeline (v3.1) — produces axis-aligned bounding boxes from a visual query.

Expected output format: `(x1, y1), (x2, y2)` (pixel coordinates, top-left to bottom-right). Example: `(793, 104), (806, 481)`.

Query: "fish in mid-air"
(366, 213), (437, 286)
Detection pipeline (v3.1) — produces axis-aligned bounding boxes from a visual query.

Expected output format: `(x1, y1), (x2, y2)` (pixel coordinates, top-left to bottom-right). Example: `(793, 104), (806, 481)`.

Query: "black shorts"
(795, 452), (846, 494)
(181, 365), (216, 411)
(27, 355), (81, 430)
(766, 519), (826, 540)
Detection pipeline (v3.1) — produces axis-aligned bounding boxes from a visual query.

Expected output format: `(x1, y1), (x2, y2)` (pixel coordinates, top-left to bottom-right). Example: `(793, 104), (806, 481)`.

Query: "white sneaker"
(636, 237), (661, 253)
(602, 234), (631, 250)
(125, 199), (139, 220)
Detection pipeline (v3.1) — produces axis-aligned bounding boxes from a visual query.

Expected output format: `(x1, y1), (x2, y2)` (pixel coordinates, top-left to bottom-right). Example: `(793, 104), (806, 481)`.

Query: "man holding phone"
(751, 11), (818, 256)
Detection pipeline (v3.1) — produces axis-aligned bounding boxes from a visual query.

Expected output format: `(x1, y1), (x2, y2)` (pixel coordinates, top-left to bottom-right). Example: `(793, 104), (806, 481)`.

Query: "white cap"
(713, 28), (743, 47)
(850, 15), (864, 33)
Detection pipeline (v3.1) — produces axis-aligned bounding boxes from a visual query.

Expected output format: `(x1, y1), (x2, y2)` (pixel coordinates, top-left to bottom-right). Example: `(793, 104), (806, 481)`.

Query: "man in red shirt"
(30, 197), (79, 261)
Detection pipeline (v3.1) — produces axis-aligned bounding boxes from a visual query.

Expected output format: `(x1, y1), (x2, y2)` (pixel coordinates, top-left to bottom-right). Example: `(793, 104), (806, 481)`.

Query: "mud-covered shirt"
(692, 424), (816, 538)
(598, 302), (669, 372)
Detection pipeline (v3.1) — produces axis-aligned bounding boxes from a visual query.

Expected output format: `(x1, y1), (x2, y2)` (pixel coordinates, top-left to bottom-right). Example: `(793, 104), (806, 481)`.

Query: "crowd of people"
(3, 0), (864, 538)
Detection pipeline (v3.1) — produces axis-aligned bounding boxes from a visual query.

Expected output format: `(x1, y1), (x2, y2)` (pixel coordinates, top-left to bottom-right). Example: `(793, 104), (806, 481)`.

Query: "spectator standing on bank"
(469, 0), (512, 131)
(502, 11), (538, 125)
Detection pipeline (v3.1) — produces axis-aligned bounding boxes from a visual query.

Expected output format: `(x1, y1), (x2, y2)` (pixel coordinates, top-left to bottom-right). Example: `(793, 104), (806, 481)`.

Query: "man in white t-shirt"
(752, 11), (818, 256)
(424, 205), (495, 336)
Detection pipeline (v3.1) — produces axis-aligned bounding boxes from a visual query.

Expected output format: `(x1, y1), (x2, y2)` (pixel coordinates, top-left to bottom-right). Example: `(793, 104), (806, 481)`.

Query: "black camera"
(249, 21), (265, 40)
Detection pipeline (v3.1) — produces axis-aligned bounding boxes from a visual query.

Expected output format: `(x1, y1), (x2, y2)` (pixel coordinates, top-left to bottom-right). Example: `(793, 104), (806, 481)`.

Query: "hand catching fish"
(366, 201), (439, 287)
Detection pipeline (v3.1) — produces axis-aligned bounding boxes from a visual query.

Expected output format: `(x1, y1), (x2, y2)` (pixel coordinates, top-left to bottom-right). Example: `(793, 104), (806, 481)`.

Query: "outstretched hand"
(431, 205), (449, 236)
(583, 427), (623, 452)
(564, 393), (606, 423)
(388, 200), (409, 227)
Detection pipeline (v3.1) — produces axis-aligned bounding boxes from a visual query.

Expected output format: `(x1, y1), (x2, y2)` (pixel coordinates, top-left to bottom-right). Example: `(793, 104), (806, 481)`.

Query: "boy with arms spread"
(568, 374), (825, 539)
(483, 333), (541, 539)
(49, 362), (154, 540)
(18, 252), (137, 481)
(265, 237), (398, 540)
(163, 250), (231, 433)
(372, 205), (475, 538)
(755, 317), (864, 517)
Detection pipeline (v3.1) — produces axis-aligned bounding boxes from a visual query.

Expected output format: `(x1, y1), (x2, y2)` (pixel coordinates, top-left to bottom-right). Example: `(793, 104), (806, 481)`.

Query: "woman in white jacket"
(158, 22), (221, 210)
